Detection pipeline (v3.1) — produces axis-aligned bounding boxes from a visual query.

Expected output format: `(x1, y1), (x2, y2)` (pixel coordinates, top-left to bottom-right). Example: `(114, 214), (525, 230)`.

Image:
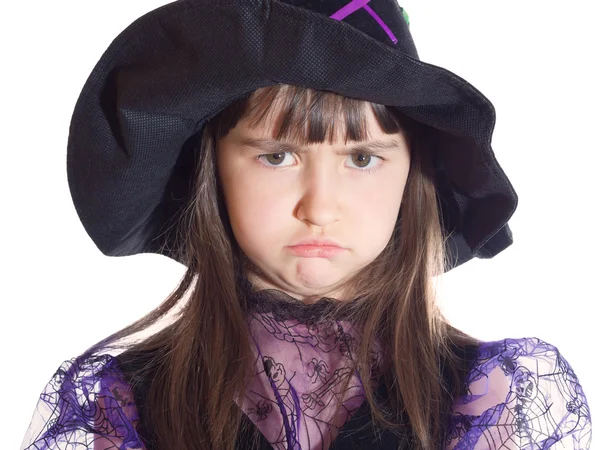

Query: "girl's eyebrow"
(239, 137), (404, 154)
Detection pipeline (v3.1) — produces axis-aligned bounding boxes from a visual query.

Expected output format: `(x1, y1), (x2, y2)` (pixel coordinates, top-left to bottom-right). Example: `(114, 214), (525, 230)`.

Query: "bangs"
(210, 84), (413, 145)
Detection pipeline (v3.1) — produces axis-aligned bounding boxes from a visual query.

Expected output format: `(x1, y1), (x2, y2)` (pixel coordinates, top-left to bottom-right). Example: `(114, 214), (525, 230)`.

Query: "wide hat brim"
(66, 0), (518, 272)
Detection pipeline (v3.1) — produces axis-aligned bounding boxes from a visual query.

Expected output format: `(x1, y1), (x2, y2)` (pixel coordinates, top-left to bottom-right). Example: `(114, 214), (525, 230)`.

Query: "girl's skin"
(217, 105), (411, 303)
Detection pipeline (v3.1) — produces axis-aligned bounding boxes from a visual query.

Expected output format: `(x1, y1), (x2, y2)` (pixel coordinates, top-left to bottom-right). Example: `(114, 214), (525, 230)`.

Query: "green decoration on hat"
(401, 7), (410, 27)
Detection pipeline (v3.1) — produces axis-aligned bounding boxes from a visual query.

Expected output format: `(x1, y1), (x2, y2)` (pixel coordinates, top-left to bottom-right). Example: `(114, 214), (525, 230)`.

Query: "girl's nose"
(295, 168), (342, 228)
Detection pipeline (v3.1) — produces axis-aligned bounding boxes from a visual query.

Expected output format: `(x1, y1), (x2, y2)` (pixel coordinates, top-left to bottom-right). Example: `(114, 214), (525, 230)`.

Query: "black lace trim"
(238, 275), (361, 323)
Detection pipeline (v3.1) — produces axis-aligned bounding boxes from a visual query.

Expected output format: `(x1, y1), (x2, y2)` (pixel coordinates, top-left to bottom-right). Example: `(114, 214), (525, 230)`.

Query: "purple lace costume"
(21, 288), (592, 449)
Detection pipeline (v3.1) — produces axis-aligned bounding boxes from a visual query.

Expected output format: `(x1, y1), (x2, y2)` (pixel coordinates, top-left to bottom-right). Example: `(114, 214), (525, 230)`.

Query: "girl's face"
(216, 106), (411, 302)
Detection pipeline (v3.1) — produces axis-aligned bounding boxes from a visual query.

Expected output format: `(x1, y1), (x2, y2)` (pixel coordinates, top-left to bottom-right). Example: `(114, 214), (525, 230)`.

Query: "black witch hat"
(66, 0), (518, 272)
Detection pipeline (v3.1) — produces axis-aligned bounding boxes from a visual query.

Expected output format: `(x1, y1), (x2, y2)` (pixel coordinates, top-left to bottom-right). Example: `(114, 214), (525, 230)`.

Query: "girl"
(20, 0), (591, 449)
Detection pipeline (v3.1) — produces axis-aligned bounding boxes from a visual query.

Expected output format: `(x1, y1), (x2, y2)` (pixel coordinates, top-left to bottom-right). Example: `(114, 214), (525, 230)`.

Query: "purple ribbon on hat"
(330, 0), (398, 44)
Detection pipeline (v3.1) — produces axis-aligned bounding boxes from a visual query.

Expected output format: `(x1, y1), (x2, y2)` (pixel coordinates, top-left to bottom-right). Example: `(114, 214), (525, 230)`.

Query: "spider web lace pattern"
(20, 305), (592, 448)
(239, 287), (384, 449)
(20, 354), (145, 450)
(447, 337), (592, 449)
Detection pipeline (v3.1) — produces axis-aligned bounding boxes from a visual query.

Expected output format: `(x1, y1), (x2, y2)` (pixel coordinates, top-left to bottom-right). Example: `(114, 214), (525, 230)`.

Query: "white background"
(2, 0), (598, 447)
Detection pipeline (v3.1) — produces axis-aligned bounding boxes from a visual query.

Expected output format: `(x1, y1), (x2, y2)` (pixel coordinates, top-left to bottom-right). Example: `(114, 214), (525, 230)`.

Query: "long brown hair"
(82, 84), (481, 450)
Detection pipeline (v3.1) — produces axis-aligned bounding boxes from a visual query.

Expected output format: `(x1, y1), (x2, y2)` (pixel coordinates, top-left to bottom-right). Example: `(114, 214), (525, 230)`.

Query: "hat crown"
(275, 0), (418, 57)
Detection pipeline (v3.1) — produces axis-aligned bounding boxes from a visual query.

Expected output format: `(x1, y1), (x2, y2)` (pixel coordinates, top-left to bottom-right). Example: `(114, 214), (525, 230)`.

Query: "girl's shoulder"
(447, 336), (592, 449)
(20, 352), (147, 450)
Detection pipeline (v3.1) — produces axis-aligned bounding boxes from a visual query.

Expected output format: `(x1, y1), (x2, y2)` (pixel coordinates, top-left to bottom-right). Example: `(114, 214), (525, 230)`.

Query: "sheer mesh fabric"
(21, 288), (592, 449)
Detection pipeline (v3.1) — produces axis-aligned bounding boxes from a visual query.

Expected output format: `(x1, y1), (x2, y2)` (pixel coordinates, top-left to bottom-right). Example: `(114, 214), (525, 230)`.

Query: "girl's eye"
(257, 151), (384, 172)
(258, 152), (295, 167)
(347, 153), (381, 171)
